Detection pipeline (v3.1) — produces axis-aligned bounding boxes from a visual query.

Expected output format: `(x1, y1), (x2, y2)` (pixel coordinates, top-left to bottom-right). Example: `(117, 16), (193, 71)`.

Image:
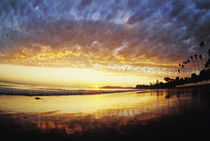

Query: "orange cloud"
(0, 42), (181, 79)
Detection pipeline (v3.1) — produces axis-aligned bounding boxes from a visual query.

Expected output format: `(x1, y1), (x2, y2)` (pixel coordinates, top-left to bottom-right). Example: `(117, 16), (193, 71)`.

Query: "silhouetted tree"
(208, 49), (210, 57)
(190, 56), (196, 72)
(136, 41), (210, 89)
(191, 73), (199, 83)
(200, 40), (208, 61)
(198, 54), (205, 70)
(186, 59), (192, 75)
(177, 69), (180, 78)
(200, 41), (204, 48)
(183, 60), (190, 77)
(182, 64), (186, 78)
(199, 69), (210, 81)
(164, 77), (171, 82)
(178, 64), (183, 78)
(194, 54), (200, 72)
(136, 68), (210, 89)
(206, 58), (210, 69)
(205, 62), (209, 69)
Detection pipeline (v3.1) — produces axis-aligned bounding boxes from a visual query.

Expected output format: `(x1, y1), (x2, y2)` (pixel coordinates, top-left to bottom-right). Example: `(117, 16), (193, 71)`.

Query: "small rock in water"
(35, 97), (41, 100)
(165, 95), (171, 98)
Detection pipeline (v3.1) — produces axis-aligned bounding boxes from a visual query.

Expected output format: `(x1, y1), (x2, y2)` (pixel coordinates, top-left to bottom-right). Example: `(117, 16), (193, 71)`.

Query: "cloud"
(0, 0), (210, 76)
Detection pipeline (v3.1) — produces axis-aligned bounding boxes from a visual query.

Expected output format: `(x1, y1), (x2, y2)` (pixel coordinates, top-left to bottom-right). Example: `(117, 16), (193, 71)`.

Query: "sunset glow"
(0, 64), (160, 87)
(0, 1), (210, 141)
(0, 0), (209, 87)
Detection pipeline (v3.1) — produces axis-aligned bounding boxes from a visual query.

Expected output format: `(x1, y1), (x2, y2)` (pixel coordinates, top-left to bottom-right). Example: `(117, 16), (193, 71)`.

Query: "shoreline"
(0, 87), (139, 96)
(135, 81), (210, 89)
(176, 80), (210, 88)
(0, 87), (209, 141)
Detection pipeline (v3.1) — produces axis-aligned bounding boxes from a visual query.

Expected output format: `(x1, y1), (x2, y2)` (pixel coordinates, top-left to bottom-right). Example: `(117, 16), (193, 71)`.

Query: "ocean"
(0, 83), (209, 141)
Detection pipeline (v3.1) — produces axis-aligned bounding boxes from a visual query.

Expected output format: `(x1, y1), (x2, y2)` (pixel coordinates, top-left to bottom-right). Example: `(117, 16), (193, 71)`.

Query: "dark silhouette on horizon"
(136, 40), (210, 89)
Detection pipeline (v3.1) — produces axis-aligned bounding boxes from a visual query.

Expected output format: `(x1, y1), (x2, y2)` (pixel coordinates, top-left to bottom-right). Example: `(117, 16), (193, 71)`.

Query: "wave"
(0, 87), (138, 96)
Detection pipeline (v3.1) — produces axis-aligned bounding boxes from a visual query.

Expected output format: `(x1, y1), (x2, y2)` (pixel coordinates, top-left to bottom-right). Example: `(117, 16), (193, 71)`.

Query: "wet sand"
(0, 87), (210, 141)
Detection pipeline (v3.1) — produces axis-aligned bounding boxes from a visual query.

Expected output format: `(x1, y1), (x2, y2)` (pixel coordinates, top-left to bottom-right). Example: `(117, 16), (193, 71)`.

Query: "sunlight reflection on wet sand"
(0, 89), (199, 135)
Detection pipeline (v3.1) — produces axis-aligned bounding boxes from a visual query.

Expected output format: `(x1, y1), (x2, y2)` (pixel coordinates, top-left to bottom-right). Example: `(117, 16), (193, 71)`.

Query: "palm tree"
(194, 54), (198, 59)
(183, 61), (188, 77)
(199, 54), (205, 70)
(181, 64), (185, 78)
(207, 58), (210, 69)
(187, 59), (192, 76)
(199, 40), (209, 62)
(177, 69), (180, 79)
(205, 62), (208, 69)
(199, 54), (203, 61)
(186, 59), (192, 75)
(178, 63), (184, 79)
(205, 59), (210, 69)
(178, 69), (180, 73)
(199, 40), (210, 69)
(200, 41), (206, 56)
(178, 64), (182, 78)
(184, 60), (191, 77)
(208, 49), (210, 57)
(190, 56), (196, 73)
(194, 54), (201, 73)
(200, 41), (204, 48)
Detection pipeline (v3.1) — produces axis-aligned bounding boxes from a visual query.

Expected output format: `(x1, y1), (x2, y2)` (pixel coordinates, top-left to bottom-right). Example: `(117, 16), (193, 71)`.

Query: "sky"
(0, 0), (210, 87)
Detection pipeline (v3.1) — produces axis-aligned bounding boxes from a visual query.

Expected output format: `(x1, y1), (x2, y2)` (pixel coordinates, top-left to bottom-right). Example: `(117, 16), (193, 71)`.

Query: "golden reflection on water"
(0, 89), (193, 135)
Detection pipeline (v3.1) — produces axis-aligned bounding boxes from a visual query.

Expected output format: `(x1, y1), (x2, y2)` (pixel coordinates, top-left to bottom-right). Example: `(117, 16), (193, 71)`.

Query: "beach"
(1, 1), (210, 140)
(0, 87), (209, 141)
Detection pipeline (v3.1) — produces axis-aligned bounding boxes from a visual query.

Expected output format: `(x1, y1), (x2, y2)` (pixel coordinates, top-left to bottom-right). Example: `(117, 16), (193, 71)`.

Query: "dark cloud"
(0, 0), (210, 73)
(194, 0), (210, 9)
(77, 0), (92, 10)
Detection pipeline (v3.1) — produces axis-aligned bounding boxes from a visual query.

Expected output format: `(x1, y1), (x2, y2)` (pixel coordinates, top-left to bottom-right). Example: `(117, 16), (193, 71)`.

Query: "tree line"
(136, 40), (210, 89)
